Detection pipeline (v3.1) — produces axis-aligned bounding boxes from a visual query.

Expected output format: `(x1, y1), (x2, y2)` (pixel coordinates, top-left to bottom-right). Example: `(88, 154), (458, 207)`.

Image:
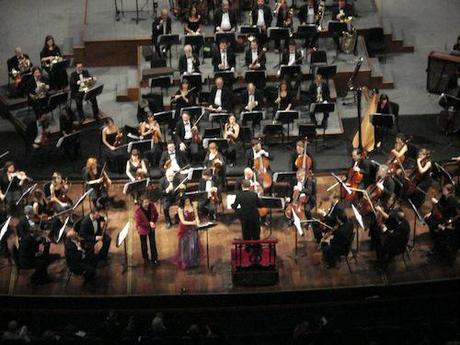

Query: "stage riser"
(83, 39), (151, 67)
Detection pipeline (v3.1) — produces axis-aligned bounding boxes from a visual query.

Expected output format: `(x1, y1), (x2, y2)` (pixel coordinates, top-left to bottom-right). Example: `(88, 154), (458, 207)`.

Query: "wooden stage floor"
(1, 177), (459, 297)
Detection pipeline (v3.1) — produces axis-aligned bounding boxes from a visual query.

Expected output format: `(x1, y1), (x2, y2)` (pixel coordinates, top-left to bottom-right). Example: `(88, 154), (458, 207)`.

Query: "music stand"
(180, 106), (203, 120)
(295, 25), (318, 40)
(407, 198), (425, 251)
(150, 76), (171, 95)
(311, 102), (335, 148)
(214, 70), (235, 86)
(328, 21), (348, 58)
(127, 140), (151, 154)
(244, 70), (266, 89)
(259, 196), (285, 236)
(123, 178), (150, 195)
(51, 59), (70, 72)
(202, 138), (228, 151)
(203, 128), (221, 138)
(183, 34), (204, 54)
(317, 65), (337, 82)
(280, 65), (301, 80)
(154, 110), (174, 138)
(116, 222), (132, 274)
(275, 110), (300, 140)
(194, 219), (218, 270)
(84, 84), (103, 102)
(263, 124), (284, 144)
(273, 171), (296, 197)
(240, 26), (260, 36)
(48, 90), (68, 113)
(268, 28), (290, 63)
(181, 73), (202, 93)
(298, 124), (318, 151)
(371, 113), (394, 149)
(209, 112), (230, 126)
(189, 168), (206, 182)
(215, 32), (236, 46)
(158, 34), (180, 67)
(241, 111), (264, 131)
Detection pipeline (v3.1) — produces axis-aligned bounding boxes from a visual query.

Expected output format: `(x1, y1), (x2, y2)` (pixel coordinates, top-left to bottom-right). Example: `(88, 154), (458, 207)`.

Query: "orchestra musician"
(349, 148), (371, 187)
(331, 0), (355, 51)
(79, 207), (111, 261)
(274, 0), (293, 51)
(208, 76), (233, 112)
(69, 62), (100, 124)
(223, 114), (240, 166)
(152, 9), (172, 57)
(387, 133), (408, 176)
(245, 39), (266, 70)
(134, 195), (159, 265)
(159, 169), (181, 228)
(281, 41), (302, 66)
(212, 39), (236, 71)
(232, 179), (263, 242)
(64, 228), (97, 283)
(159, 142), (187, 174)
(178, 45), (200, 75)
(176, 195), (201, 269)
(298, 0), (318, 25)
(7, 47), (32, 96)
(403, 148), (432, 208)
(126, 149), (148, 182)
(290, 140), (315, 172)
(49, 172), (73, 213)
(214, 0), (237, 32)
(203, 142), (226, 188)
(425, 184), (458, 240)
(140, 113), (163, 167)
(246, 138), (273, 170)
(235, 167), (256, 192)
(374, 94), (400, 148)
(320, 208), (354, 268)
(251, 0), (273, 46)
(59, 106), (80, 160)
(84, 157), (112, 209)
(242, 83), (264, 112)
(286, 169), (317, 222)
(171, 80), (196, 120)
(26, 66), (49, 119)
(31, 190), (50, 222)
(198, 168), (222, 221)
(102, 117), (127, 173)
(40, 35), (67, 90)
(174, 112), (202, 164)
(308, 73), (330, 128)
(184, 4), (202, 36)
(0, 161), (29, 213)
(275, 80), (295, 113)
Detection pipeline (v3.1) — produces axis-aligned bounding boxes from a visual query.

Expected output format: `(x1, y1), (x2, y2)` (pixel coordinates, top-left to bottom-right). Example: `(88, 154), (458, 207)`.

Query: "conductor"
(231, 179), (262, 241)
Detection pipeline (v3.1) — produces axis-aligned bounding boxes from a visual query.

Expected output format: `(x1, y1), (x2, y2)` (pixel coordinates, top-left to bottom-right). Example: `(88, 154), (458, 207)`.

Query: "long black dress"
(40, 45), (68, 90)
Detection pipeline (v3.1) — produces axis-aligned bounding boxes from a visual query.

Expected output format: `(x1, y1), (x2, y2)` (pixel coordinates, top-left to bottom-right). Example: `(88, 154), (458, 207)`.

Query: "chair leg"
(345, 256), (352, 273)
(64, 270), (72, 291)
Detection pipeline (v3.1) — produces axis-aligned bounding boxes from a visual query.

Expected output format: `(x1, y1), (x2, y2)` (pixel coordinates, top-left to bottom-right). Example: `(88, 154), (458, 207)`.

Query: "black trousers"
(241, 217), (261, 241)
(85, 233), (111, 260)
(73, 92), (100, 122)
(139, 231), (158, 261)
(163, 196), (176, 224)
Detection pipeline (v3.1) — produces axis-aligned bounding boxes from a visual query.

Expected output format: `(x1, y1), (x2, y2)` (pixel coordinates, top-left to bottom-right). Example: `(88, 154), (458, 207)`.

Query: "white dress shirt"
(257, 9), (265, 27)
(288, 52), (296, 66)
(214, 89), (222, 107)
(183, 121), (192, 140)
(221, 12), (231, 31)
(169, 151), (180, 172)
(251, 50), (258, 63)
(307, 6), (315, 24)
(220, 50), (228, 68)
(186, 56), (194, 73)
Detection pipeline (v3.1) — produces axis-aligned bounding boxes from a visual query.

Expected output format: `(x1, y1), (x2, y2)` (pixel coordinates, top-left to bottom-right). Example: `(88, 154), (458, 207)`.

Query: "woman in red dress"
(175, 196), (201, 269)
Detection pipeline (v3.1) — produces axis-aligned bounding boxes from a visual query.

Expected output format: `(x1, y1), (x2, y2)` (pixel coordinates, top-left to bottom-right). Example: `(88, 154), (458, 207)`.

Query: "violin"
(357, 177), (385, 215)
(387, 137), (410, 175)
(294, 137), (312, 172)
(114, 130), (123, 147)
(253, 146), (272, 191)
(340, 160), (364, 201)
(191, 112), (205, 144)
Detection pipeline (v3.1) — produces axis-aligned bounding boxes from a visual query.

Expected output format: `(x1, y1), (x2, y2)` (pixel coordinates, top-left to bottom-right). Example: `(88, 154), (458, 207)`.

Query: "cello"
(285, 170), (311, 220)
(294, 137), (313, 172)
(340, 151), (366, 201)
(253, 142), (272, 191)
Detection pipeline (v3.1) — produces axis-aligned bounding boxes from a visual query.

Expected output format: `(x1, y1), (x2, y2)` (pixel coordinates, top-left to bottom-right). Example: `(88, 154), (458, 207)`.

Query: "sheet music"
(292, 209), (304, 236)
(0, 217), (11, 242)
(57, 216), (70, 243)
(227, 194), (239, 209)
(73, 188), (94, 210)
(116, 222), (130, 247)
(351, 204), (365, 229)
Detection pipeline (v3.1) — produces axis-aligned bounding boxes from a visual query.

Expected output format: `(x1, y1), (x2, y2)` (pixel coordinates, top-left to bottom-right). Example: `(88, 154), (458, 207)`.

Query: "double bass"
(285, 171), (312, 220)
(253, 146), (272, 191)
(294, 137), (313, 172)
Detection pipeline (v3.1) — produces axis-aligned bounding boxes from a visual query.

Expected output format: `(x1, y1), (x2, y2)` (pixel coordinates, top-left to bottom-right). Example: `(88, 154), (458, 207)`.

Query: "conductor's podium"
(231, 239), (279, 287)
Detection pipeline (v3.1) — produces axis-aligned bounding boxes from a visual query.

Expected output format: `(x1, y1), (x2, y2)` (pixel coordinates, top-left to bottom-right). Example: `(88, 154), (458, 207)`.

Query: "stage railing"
(232, 239), (278, 268)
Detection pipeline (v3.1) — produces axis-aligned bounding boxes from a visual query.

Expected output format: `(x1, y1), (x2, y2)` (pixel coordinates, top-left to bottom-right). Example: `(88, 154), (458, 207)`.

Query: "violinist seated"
(286, 169), (317, 223)
(69, 62), (100, 124)
(342, 148), (370, 197)
(159, 142), (188, 175)
(159, 169), (181, 228)
(428, 203), (460, 265)
(7, 47), (33, 97)
(320, 209), (354, 269)
(309, 74), (331, 128)
(126, 149), (149, 203)
(174, 112), (203, 164)
(84, 157), (112, 210)
(245, 39), (266, 71)
(374, 207), (410, 270)
(198, 169), (222, 221)
(425, 183), (458, 240)
(48, 172), (73, 213)
(235, 167), (256, 192)
(152, 8), (172, 57)
(313, 193), (346, 243)
(203, 142), (226, 189)
(16, 205), (50, 255)
(64, 229), (97, 283)
(171, 80), (196, 120)
(0, 161), (29, 213)
(208, 76), (233, 112)
(241, 83), (264, 113)
(290, 140), (315, 172)
(101, 117), (128, 174)
(362, 165), (395, 221)
(387, 133), (408, 176)
(281, 41), (303, 66)
(223, 114), (240, 167)
(78, 207), (111, 261)
(178, 45), (200, 75)
(140, 113), (162, 167)
(212, 40), (236, 72)
(374, 94), (400, 148)
(403, 148), (433, 209)
(246, 138), (273, 171)
(25, 67), (50, 119)
(214, 0), (237, 33)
